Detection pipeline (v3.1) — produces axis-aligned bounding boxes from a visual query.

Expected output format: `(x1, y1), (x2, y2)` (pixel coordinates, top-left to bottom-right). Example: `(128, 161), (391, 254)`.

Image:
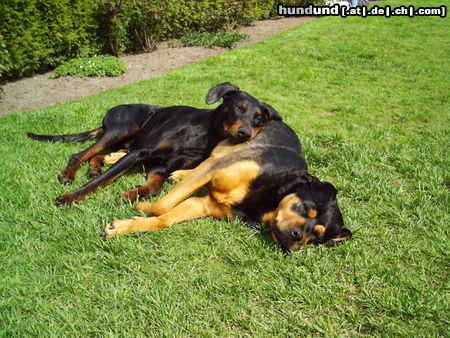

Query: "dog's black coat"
(27, 82), (281, 206)
(209, 121), (352, 252)
(103, 119), (351, 252)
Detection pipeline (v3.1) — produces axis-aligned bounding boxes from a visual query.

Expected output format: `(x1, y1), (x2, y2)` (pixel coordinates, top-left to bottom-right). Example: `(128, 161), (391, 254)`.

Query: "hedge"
(0, 0), (101, 81)
(0, 0), (322, 81)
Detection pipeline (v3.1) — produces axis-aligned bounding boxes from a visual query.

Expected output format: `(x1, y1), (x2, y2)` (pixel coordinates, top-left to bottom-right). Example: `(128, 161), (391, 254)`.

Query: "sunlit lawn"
(0, 0), (448, 335)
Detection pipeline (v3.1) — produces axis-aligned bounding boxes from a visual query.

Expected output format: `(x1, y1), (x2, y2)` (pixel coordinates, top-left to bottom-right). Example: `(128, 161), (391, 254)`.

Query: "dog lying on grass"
(105, 121), (352, 252)
(27, 82), (281, 206)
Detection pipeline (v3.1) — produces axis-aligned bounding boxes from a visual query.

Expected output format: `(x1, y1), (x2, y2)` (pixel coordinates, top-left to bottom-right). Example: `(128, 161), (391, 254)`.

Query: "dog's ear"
(206, 82), (240, 105)
(308, 176), (337, 207)
(261, 102), (282, 121)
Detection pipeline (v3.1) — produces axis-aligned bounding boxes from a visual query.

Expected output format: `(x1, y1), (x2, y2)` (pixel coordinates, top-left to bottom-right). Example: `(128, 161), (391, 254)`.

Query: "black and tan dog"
(27, 82), (281, 206)
(104, 121), (351, 252)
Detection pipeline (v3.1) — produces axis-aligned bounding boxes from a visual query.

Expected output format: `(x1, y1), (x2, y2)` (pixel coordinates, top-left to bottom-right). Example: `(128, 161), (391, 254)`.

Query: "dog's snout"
(291, 227), (303, 240)
(237, 126), (252, 140)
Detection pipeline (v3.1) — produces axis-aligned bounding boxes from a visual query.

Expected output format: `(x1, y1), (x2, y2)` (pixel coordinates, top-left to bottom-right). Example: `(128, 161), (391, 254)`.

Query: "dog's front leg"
(105, 195), (229, 238)
(168, 169), (194, 183)
(135, 158), (218, 216)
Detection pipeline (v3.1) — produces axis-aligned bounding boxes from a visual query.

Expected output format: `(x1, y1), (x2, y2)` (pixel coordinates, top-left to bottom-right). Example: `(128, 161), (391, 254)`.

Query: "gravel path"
(0, 17), (315, 116)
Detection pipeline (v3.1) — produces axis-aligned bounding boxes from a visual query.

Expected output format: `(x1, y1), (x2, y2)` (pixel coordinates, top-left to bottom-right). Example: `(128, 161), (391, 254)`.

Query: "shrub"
(97, 0), (323, 55)
(1, 0), (323, 81)
(49, 56), (127, 78)
(0, 0), (102, 81)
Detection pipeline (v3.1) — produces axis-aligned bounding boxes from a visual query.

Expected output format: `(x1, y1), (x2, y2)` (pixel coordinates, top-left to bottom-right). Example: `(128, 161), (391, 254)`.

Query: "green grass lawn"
(0, 0), (448, 335)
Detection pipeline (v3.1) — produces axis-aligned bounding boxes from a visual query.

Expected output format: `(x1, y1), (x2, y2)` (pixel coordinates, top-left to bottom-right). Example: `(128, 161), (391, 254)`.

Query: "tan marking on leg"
(167, 138), (246, 184)
(330, 229), (352, 243)
(134, 157), (219, 215)
(121, 173), (164, 201)
(89, 154), (107, 167)
(59, 144), (106, 182)
(104, 151), (128, 165)
(169, 169), (193, 182)
(106, 195), (229, 237)
(88, 154), (107, 177)
(90, 128), (104, 138)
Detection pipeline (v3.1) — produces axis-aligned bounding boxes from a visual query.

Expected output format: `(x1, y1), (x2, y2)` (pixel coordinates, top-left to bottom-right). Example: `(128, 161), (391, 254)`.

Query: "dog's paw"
(103, 217), (149, 238)
(55, 194), (73, 207)
(120, 187), (141, 202)
(104, 222), (118, 238)
(168, 169), (191, 183)
(58, 170), (74, 185)
(87, 167), (102, 178)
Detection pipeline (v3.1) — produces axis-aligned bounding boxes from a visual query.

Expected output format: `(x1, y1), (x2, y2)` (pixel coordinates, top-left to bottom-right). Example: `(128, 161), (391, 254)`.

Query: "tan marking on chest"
(209, 160), (260, 206)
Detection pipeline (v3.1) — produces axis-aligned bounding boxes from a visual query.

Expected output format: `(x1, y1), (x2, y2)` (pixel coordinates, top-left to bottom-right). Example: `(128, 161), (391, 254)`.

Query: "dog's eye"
(253, 115), (263, 127)
(234, 106), (242, 114)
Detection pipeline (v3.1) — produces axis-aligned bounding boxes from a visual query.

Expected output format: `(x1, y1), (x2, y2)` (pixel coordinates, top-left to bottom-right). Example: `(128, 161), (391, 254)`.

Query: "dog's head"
(206, 82), (282, 143)
(270, 173), (351, 253)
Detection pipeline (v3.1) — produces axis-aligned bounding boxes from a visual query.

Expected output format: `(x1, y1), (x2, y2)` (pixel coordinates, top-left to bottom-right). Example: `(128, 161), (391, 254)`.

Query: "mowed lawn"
(0, 0), (448, 335)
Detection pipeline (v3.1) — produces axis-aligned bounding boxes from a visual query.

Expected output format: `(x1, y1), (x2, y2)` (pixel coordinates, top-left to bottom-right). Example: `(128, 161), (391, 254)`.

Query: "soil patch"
(0, 17), (315, 116)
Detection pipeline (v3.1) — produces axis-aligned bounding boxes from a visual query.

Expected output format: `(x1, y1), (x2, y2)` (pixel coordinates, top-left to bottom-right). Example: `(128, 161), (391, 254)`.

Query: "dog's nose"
(291, 227), (303, 240)
(237, 126), (252, 140)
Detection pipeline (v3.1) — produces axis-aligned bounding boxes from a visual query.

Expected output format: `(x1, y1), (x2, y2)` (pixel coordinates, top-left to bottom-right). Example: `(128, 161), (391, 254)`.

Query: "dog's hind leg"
(55, 150), (146, 207)
(87, 150), (128, 178)
(58, 129), (139, 185)
(105, 194), (230, 238)
(87, 154), (107, 178)
(120, 169), (166, 202)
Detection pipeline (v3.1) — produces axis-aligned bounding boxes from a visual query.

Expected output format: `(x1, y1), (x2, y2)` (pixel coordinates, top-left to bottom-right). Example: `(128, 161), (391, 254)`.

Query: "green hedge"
(0, 0), (102, 80)
(1, 0), (321, 81)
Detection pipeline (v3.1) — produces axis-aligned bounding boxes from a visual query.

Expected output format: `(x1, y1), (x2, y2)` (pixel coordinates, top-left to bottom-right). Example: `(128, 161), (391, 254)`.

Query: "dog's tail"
(27, 127), (103, 142)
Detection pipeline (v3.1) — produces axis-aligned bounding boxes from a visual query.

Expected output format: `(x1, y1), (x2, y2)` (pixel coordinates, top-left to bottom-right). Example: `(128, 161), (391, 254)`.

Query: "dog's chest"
(209, 160), (260, 206)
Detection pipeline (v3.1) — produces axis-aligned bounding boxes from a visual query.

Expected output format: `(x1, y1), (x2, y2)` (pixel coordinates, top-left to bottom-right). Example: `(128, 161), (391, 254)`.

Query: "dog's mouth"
(271, 228), (311, 253)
